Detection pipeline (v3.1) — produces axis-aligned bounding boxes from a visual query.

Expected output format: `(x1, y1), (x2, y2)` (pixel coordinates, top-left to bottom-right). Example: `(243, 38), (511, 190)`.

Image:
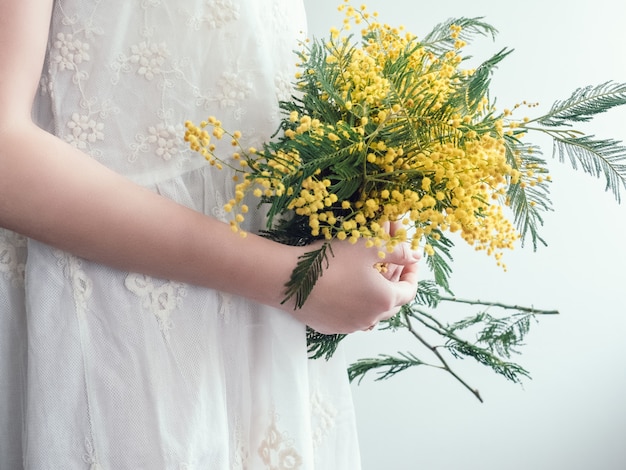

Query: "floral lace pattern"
(258, 411), (303, 470)
(0, 230), (26, 287)
(54, 250), (93, 313)
(187, 0), (241, 30)
(310, 389), (338, 449)
(125, 273), (187, 339)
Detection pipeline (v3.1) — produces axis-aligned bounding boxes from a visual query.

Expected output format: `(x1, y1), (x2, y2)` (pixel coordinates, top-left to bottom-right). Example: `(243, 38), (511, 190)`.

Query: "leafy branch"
(348, 280), (559, 402)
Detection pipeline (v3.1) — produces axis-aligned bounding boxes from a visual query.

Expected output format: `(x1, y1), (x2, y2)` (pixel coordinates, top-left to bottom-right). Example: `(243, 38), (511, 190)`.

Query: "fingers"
(397, 257), (419, 286)
(382, 257), (420, 314)
(383, 241), (421, 266)
(380, 263), (403, 282)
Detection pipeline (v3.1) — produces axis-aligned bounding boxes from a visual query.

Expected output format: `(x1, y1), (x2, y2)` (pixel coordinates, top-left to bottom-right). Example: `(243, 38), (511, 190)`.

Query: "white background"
(304, 1), (626, 469)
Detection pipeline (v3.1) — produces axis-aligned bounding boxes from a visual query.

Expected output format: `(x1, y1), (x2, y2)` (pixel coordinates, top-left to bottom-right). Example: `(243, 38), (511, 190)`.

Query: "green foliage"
(531, 81), (626, 203)
(459, 47), (513, 113)
(414, 280), (442, 309)
(538, 81), (626, 127)
(503, 139), (552, 249)
(423, 232), (455, 293)
(421, 17), (499, 53)
(348, 284), (557, 401)
(553, 135), (626, 203)
(307, 328), (346, 360)
(499, 81), (626, 251)
(282, 242), (333, 309)
(348, 352), (426, 383)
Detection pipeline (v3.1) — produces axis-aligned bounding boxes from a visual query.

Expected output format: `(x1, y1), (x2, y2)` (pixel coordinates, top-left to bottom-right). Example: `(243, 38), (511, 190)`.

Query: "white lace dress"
(0, 1), (362, 468)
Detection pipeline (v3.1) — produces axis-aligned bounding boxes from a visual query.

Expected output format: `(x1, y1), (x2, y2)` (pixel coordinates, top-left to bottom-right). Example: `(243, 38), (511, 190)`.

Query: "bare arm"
(0, 0), (419, 333)
(0, 0), (306, 310)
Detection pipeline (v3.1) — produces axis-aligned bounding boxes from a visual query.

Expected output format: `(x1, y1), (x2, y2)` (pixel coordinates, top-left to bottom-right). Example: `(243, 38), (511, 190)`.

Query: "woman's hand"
(285, 238), (420, 335)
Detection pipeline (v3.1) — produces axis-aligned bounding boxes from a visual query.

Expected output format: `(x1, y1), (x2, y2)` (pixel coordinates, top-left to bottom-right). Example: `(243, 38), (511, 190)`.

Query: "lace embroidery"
(0, 231), (26, 287)
(52, 32), (91, 79)
(124, 273), (187, 339)
(176, 464), (195, 470)
(218, 292), (234, 324)
(274, 72), (292, 103)
(258, 412), (303, 470)
(128, 122), (186, 163)
(110, 26), (193, 166)
(54, 250), (93, 312)
(82, 438), (102, 470)
(212, 189), (229, 223)
(232, 417), (250, 470)
(184, 0), (241, 30)
(48, 6), (116, 158)
(111, 40), (171, 84)
(216, 71), (253, 110)
(310, 389), (338, 449)
(66, 112), (105, 150)
(131, 41), (169, 81)
(213, 188), (238, 324)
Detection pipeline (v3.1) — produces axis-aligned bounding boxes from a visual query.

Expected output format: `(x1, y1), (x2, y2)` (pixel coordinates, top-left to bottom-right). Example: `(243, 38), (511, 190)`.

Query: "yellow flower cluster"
(184, 0), (532, 269)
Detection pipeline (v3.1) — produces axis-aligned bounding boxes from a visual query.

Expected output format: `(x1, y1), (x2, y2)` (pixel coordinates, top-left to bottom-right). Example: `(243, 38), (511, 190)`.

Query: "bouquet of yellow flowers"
(185, 1), (626, 400)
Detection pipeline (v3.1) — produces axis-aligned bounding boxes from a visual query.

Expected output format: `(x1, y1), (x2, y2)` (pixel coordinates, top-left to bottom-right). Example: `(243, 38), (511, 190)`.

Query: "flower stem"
(403, 310), (484, 402)
(438, 296), (559, 315)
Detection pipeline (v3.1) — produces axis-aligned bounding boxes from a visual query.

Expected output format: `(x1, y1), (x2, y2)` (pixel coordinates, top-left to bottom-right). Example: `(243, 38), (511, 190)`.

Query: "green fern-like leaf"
(424, 231), (454, 292)
(445, 340), (530, 384)
(282, 242), (333, 309)
(348, 352), (426, 384)
(459, 48), (512, 113)
(414, 280), (443, 309)
(306, 328), (346, 360)
(421, 17), (498, 55)
(503, 137), (553, 249)
(469, 312), (533, 358)
(553, 135), (626, 202)
(538, 81), (626, 127)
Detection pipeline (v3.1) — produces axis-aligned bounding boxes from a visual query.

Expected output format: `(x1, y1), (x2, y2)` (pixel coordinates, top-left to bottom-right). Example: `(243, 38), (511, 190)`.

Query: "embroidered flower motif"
(141, 0), (162, 8)
(82, 437), (102, 470)
(310, 390), (338, 449)
(52, 32), (91, 72)
(125, 273), (186, 339)
(0, 230), (26, 287)
(128, 122), (185, 163)
(258, 415), (303, 470)
(147, 123), (184, 161)
(189, 0), (240, 30)
(217, 72), (252, 109)
(65, 112), (105, 150)
(217, 292), (234, 324)
(232, 417), (250, 470)
(129, 41), (169, 81)
(211, 190), (230, 223)
(274, 72), (293, 103)
(269, 1), (290, 34)
(54, 251), (93, 312)
(205, 0), (240, 28)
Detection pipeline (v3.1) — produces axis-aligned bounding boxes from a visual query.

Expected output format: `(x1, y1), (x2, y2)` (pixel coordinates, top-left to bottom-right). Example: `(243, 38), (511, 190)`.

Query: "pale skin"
(0, 0), (420, 335)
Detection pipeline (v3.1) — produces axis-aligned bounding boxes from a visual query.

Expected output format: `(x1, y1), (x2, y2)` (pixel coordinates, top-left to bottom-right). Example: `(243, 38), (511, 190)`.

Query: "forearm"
(0, 122), (299, 308)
